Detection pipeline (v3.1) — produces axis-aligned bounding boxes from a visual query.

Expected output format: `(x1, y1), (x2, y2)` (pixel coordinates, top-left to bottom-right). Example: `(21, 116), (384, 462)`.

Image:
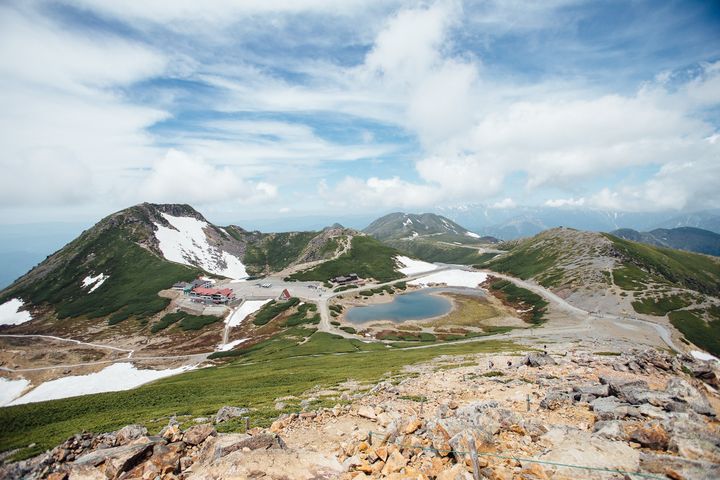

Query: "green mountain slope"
(364, 212), (495, 243)
(288, 235), (403, 283)
(611, 227), (720, 257)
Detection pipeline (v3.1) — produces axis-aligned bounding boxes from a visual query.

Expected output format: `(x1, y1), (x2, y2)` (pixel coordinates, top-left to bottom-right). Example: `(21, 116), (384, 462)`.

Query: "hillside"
(364, 212), (499, 265)
(480, 228), (720, 355)
(0, 203), (347, 332)
(611, 227), (720, 256)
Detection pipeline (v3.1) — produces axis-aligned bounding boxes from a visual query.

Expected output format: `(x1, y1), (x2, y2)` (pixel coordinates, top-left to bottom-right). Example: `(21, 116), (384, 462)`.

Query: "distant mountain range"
(363, 212), (496, 243)
(434, 205), (720, 240)
(611, 227), (720, 257)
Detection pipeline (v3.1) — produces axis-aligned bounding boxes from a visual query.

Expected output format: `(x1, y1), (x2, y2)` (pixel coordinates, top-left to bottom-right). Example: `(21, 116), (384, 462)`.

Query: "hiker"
(488, 360), (494, 369)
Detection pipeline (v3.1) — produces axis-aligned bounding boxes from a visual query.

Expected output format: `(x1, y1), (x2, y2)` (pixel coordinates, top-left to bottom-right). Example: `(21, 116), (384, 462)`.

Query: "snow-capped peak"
(154, 213), (248, 279)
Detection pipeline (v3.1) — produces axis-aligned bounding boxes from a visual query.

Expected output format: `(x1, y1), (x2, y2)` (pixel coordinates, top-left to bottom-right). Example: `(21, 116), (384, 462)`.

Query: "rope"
(368, 431), (673, 479)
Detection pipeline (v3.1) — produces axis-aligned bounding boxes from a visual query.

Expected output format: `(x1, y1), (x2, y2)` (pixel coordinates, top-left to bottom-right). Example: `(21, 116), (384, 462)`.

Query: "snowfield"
(395, 256), (439, 276)
(408, 269), (488, 288)
(0, 298), (33, 326)
(0, 377), (30, 406)
(226, 299), (272, 328)
(691, 350), (719, 363)
(217, 338), (249, 352)
(154, 213), (248, 279)
(465, 231), (481, 239)
(6, 363), (192, 406)
(81, 273), (109, 293)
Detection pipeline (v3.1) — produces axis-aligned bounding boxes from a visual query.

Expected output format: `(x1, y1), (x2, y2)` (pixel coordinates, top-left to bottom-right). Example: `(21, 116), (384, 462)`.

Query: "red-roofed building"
(190, 287), (236, 304)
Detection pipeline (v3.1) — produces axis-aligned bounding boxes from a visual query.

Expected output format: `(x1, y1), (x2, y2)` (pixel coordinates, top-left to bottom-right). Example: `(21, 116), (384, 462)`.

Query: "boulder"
(592, 420), (625, 441)
(540, 390), (571, 410)
(629, 423), (669, 450)
(572, 384), (609, 397)
(215, 406), (249, 424)
(589, 396), (630, 420)
(219, 433), (286, 457)
(357, 405), (376, 420)
(115, 425), (147, 445)
(436, 464), (473, 480)
(72, 441), (156, 478)
(381, 450), (407, 475)
(522, 353), (556, 367)
(183, 424), (216, 446)
(665, 378), (715, 416)
(640, 451), (720, 479)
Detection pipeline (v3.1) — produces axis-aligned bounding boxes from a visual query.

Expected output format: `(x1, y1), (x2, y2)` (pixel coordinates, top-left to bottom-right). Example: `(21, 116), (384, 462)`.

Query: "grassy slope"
(0, 335), (521, 456)
(481, 239), (560, 285)
(243, 232), (318, 275)
(0, 230), (202, 324)
(669, 310), (720, 357)
(386, 239), (496, 265)
(289, 236), (403, 283)
(605, 234), (720, 296)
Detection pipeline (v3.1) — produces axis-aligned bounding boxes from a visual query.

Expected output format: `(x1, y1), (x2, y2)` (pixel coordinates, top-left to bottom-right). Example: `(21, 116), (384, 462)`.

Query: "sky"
(1, 0), (719, 226)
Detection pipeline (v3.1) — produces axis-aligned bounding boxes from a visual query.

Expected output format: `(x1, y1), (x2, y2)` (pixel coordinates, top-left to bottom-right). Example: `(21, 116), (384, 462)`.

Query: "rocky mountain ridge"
(611, 227), (720, 257)
(3, 347), (718, 480)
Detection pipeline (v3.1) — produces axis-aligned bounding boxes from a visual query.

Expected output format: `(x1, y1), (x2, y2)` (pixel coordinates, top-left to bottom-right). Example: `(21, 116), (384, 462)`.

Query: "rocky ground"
(2, 347), (719, 480)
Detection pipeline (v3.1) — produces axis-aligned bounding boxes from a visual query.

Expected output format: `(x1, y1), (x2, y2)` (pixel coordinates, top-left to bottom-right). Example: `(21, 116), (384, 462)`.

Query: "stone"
(214, 406), (249, 424)
(436, 464), (473, 480)
(381, 450), (407, 475)
(540, 390), (571, 410)
(640, 451), (720, 480)
(115, 424), (147, 445)
(518, 463), (550, 480)
(193, 417), (210, 424)
(592, 420), (625, 441)
(146, 441), (184, 475)
(73, 441), (155, 478)
(403, 418), (423, 434)
(219, 433), (286, 457)
(274, 401), (286, 410)
(590, 396), (631, 419)
(183, 424), (216, 446)
(572, 384), (609, 397)
(47, 473), (68, 480)
(665, 378), (714, 416)
(357, 405), (376, 420)
(629, 423), (669, 450)
(522, 353), (556, 367)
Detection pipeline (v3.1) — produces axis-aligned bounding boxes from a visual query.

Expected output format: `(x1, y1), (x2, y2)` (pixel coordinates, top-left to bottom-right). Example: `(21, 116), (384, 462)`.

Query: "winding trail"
(0, 334), (134, 356)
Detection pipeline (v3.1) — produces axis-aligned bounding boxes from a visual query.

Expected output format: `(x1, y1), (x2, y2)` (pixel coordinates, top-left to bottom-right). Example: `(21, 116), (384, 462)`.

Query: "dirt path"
(0, 334), (134, 356)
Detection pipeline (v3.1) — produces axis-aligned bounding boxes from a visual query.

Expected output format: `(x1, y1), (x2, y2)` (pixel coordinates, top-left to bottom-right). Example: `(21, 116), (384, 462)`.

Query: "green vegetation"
(328, 304), (344, 314)
(243, 232), (317, 274)
(669, 310), (720, 357)
(252, 298), (301, 326)
(334, 284), (358, 293)
(488, 279), (548, 324)
(289, 236), (403, 283)
(319, 238), (340, 256)
(631, 295), (692, 316)
(358, 285), (396, 297)
(339, 326), (357, 334)
(0, 229), (202, 324)
(284, 303), (320, 327)
(612, 264), (650, 291)
(595, 351), (622, 356)
(151, 311), (223, 333)
(481, 370), (504, 377)
(606, 234), (720, 295)
(386, 239), (493, 265)
(484, 241), (560, 282)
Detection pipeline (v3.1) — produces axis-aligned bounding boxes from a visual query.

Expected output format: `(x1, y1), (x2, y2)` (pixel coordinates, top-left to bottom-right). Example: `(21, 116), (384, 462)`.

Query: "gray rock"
(540, 391), (571, 410)
(115, 424), (147, 445)
(522, 353), (556, 367)
(640, 452), (720, 480)
(214, 406), (249, 424)
(592, 420), (625, 441)
(665, 378), (715, 416)
(590, 396), (633, 420)
(73, 441), (156, 477)
(572, 384), (609, 397)
(219, 433), (286, 457)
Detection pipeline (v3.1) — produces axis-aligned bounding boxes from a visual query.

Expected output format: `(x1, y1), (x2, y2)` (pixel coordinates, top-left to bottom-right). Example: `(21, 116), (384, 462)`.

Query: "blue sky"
(1, 0), (719, 225)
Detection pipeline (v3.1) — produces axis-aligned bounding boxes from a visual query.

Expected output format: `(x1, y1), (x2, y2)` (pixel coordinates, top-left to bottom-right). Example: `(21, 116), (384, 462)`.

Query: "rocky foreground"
(2, 348), (719, 480)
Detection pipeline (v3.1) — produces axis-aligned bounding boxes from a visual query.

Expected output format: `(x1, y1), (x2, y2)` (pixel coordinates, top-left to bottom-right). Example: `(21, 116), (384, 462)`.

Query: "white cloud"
(138, 150), (277, 205)
(544, 197), (586, 208)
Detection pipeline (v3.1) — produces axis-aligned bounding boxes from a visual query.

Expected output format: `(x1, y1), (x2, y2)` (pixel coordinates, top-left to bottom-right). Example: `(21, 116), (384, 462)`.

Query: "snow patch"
(81, 273), (109, 293)
(691, 350), (719, 363)
(395, 256), (438, 276)
(226, 299), (272, 328)
(465, 231), (481, 239)
(0, 377), (31, 406)
(217, 338), (249, 352)
(0, 298), (33, 326)
(409, 269), (488, 288)
(7, 363), (192, 406)
(403, 218), (413, 226)
(154, 213), (248, 279)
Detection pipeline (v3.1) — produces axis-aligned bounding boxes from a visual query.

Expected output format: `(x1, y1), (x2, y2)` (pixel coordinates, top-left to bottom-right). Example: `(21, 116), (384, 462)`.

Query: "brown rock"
(47, 473), (68, 480)
(518, 463), (550, 480)
(381, 450), (407, 474)
(375, 446), (388, 462)
(629, 423), (669, 450)
(183, 424), (216, 446)
(436, 464), (473, 480)
(403, 418), (423, 435)
(219, 433), (286, 457)
(358, 405), (376, 420)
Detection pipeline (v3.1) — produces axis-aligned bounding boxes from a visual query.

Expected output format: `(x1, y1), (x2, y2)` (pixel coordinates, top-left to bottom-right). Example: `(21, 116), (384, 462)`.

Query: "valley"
(1, 203), (719, 479)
